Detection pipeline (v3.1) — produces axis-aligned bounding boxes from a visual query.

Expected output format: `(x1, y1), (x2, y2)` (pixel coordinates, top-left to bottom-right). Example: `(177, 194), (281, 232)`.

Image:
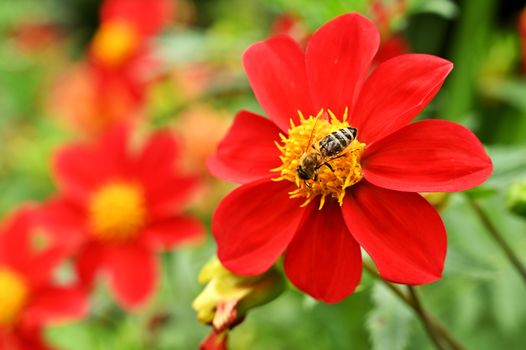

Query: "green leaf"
(491, 265), (526, 334)
(485, 145), (526, 190)
(367, 283), (414, 350)
(409, 0), (459, 19)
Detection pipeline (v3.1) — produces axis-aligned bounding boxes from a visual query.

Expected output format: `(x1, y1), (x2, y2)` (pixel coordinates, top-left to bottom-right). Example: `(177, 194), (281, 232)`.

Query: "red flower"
(373, 33), (409, 65)
(0, 207), (87, 350)
(42, 125), (204, 309)
(208, 13), (493, 303)
(370, 0), (409, 64)
(91, 0), (173, 69)
(81, 0), (174, 133)
(519, 7), (526, 73)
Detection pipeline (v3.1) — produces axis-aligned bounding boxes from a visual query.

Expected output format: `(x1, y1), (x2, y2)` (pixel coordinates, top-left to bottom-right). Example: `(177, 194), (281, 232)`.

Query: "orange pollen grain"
(89, 182), (146, 243)
(272, 108), (366, 209)
(0, 267), (29, 327)
(91, 20), (140, 68)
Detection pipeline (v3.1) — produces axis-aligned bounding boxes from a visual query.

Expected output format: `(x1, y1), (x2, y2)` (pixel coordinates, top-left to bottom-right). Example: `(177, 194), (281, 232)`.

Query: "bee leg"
(322, 162), (335, 172)
(304, 180), (312, 188)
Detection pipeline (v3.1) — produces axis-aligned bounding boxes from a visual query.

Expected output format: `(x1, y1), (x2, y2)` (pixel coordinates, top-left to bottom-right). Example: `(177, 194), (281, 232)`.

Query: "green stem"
(407, 286), (447, 350)
(363, 262), (466, 350)
(466, 196), (526, 287)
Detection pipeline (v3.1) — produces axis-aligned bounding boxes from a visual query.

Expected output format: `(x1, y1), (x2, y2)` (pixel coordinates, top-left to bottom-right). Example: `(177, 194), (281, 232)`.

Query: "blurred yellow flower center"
(0, 267), (29, 327)
(273, 109), (365, 209)
(89, 182), (146, 243)
(91, 20), (139, 68)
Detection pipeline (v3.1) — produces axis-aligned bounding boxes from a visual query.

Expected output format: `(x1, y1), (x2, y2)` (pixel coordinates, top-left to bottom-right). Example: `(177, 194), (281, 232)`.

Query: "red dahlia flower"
(42, 125), (203, 309)
(370, 0), (409, 64)
(83, 0), (174, 133)
(208, 13), (493, 303)
(0, 207), (87, 350)
(519, 7), (526, 73)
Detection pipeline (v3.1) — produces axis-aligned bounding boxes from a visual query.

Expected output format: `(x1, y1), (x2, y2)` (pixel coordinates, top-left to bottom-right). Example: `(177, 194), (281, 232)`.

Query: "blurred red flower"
(0, 207), (87, 350)
(42, 125), (204, 309)
(58, 0), (174, 134)
(208, 13), (493, 303)
(519, 7), (526, 72)
(370, 0), (409, 64)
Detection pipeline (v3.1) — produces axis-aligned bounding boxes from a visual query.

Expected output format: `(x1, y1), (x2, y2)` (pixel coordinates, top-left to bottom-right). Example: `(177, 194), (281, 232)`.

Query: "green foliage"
(367, 283), (414, 350)
(1, 0), (526, 349)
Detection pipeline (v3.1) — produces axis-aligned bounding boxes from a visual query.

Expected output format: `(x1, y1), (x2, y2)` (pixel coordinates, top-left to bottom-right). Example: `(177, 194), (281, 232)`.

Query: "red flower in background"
(42, 125), (204, 309)
(519, 7), (526, 72)
(0, 207), (87, 350)
(370, 0), (409, 64)
(208, 13), (492, 303)
(55, 0), (174, 135)
(271, 13), (310, 47)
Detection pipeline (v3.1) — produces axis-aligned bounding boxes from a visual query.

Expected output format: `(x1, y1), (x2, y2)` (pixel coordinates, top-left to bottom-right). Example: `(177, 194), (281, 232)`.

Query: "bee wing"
(304, 111), (325, 152)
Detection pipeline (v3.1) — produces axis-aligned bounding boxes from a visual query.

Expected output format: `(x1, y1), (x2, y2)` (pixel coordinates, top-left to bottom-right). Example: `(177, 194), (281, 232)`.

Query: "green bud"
(420, 192), (450, 211)
(506, 180), (526, 218)
(192, 257), (285, 330)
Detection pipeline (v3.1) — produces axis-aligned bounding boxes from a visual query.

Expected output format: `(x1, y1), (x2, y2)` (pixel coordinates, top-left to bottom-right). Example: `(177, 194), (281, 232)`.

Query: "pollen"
(0, 267), (29, 327)
(91, 20), (139, 68)
(89, 182), (147, 244)
(272, 109), (366, 209)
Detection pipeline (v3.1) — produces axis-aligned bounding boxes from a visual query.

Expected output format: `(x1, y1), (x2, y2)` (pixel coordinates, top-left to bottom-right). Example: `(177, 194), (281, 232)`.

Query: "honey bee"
(296, 122), (357, 183)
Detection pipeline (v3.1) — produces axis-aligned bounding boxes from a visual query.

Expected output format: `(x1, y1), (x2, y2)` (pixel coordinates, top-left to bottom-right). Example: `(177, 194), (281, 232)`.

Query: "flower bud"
(192, 257), (285, 349)
(421, 192), (450, 211)
(506, 180), (526, 218)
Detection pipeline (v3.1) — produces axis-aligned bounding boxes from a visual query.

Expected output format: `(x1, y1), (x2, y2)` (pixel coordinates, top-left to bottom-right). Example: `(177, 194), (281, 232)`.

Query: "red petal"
(133, 131), (180, 176)
(351, 54), (453, 144)
(105, 244), (157, 309)
(200, 330), (228, 350)
(135, 133), (200, 218)
(0, 327), (49, 350)
(24, 286), (87, 324)
(212, 179), (306, 275)
(102, 0), (173, 36)
(53, 125), (131, 204)
(306, 13), (379, 117)
(284, 201), (362, 303)
(25, 245), (69, 289)
(146, 175), (200, 219)
(207, 111), (282, 183)
(36, 198), (87, 250)
(362, 120), (493, 192)
(53, 145), (106, 203)
(243, 36), (315, 131)
(96, 123), (132, 173)
(342, 183), (447, 284)
(142, 216), (205, 249)
(76, 242), (107, 287)
(0, 207), (32, 271)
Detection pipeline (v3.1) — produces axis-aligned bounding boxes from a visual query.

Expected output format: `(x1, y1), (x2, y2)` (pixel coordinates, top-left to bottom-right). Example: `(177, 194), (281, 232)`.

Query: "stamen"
(89, 181), (146, 243)
(0, 267), (29, 327)
(272, 109), (365, 209)
(91, 20), (139, 68)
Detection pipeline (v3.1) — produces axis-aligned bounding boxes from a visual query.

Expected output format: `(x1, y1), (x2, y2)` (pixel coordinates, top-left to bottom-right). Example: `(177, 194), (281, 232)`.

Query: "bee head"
(296, 165), (311, 180)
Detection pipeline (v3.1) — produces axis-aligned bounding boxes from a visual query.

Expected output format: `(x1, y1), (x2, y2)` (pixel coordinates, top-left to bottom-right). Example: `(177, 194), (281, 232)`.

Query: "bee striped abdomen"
(319, 127), (357, 157)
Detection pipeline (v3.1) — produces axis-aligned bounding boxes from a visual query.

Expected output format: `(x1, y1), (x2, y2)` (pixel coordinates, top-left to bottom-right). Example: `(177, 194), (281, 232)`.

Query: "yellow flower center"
(89, 182), (146, 243)
(0, 267), (29, 327)
(91, 20), (140, 68)
(273, 109), (366, 209)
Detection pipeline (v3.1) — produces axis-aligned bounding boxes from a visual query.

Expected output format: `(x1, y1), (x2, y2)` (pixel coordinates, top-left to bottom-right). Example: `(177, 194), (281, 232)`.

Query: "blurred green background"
(1, 0), (526, 349)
